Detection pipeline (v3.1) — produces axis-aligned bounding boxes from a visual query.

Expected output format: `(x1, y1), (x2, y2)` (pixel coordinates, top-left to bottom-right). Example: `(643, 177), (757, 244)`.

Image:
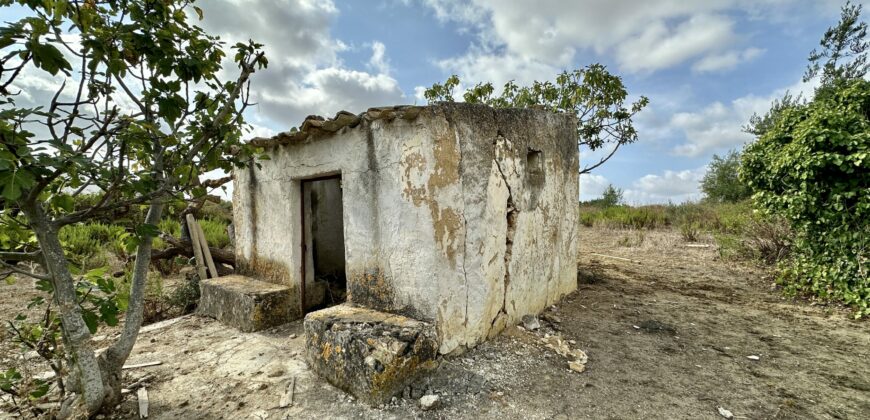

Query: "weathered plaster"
(234, 103), (579, 354)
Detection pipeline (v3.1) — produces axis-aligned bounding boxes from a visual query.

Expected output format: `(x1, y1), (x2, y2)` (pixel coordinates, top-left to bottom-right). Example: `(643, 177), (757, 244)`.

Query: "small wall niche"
(525, 149), (544, 208)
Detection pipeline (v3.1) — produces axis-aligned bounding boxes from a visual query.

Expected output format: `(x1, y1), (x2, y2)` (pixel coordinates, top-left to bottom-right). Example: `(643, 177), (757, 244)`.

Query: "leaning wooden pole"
(194, 219), (218, 279)
(185, 214), (208, 280)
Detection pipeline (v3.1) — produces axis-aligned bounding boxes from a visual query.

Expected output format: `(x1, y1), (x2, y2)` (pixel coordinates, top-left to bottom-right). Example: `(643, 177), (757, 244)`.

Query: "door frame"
(299, 173), (343, 316)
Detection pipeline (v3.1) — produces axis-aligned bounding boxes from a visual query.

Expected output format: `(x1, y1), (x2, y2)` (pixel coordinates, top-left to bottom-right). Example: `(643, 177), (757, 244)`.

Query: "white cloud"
(624, 167), (707, 204)
(693, 47), (765, 73)
(670, 78), (817, 157)
(413, 85), (428, 103)
(579, 173), (611, 202)
(435, 47), (559, 88)
(422, 0), (839, 81)
(669, 102), (755, 157)
(368, 41), (391, 75)
(199, 0), (407, 127)
(615, 14), (736, 73)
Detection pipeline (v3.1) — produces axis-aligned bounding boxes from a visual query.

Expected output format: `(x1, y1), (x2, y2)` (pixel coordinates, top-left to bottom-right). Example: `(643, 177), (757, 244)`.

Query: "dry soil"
(2, 227), (869, 419)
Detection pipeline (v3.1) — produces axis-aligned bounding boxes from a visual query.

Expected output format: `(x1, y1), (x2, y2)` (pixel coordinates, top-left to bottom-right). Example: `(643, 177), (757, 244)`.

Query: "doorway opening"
(301, 175), (347, 312)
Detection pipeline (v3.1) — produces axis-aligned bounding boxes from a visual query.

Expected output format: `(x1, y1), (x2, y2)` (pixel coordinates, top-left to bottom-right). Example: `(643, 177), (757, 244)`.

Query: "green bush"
(701, 150), (752, 203)
(59, 223), (126, 269)
(578, 205), (670, 229)
(742, 79), (870, 317)
(199, 218), (230, 248)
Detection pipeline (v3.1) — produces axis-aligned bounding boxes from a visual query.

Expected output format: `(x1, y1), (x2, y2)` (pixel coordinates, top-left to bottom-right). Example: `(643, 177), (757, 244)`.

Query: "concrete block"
(303, 304), (438, 405)
(198, 275), (292, 332)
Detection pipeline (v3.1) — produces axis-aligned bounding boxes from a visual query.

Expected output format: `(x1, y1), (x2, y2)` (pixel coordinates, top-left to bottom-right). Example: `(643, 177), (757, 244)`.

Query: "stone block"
(198, 275), (292, 332)
(303, 304), (438, 405)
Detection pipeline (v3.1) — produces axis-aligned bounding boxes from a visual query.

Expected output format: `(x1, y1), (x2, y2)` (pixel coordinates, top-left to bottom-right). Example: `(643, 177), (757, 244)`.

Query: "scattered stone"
(247, 383), (268, 391)
(542, 334), (588, 373)
(289, 333), (297, 339)
(568, 360), (586, 373)
(521, 314), (541, 331)
(718, 407), (734, 419)
(266, 367), (285, 378)
(542, 313), (562, 324)
(747, 355), (760, 361)
(419, 394), (440, 411)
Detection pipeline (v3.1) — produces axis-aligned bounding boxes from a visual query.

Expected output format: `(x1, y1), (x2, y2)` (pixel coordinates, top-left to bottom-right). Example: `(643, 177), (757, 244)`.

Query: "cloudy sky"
(1, 0), (856, 203)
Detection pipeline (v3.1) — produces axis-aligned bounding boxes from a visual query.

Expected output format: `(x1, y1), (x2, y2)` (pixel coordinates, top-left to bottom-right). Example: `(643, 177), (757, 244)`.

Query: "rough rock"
(521, 315), (541, 331)
(542, 313), (561, 324)
(303, 304), (438, 405)
(198, 275), (292, 332)
(419, 394), (440, 411)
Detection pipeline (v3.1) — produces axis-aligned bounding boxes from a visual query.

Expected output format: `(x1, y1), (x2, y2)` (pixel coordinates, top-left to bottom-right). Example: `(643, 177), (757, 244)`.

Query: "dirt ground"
(2, 226), (869, 419)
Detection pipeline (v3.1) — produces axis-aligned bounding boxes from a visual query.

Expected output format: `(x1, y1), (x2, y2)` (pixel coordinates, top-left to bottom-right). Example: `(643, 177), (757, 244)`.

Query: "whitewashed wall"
(234, 104), (579, 354)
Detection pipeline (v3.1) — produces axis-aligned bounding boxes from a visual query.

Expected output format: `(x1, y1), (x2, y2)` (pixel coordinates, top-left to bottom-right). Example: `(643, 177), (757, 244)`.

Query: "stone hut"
(202, 102), (579, 403)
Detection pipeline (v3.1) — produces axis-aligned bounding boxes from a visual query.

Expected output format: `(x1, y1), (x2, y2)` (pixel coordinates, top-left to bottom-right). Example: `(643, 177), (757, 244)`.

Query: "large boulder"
(303, 304), (438, 405)
(198, 275), (292, 332)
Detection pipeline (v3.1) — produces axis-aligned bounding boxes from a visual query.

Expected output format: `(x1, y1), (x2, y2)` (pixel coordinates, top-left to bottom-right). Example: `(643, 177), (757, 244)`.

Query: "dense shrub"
(742, 79), (870, 316)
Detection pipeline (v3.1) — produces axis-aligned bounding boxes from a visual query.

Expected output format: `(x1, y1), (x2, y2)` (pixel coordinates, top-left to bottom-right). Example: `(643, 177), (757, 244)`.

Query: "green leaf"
(50, 194), (75, 212)
(29, 380), (50, 399)
(27, 40), (72, 76)
(81, 309), (99, 334)
(0, 168), (36, 201)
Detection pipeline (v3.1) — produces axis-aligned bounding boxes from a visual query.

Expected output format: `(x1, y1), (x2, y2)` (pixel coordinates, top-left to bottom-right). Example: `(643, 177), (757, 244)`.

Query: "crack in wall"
(490, 135), (518, 333)
(442, 110), (471, 332)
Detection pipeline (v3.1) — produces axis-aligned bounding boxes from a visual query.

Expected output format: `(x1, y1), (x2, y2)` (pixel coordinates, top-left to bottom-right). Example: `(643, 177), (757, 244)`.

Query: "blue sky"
(3, 0), (859, 203)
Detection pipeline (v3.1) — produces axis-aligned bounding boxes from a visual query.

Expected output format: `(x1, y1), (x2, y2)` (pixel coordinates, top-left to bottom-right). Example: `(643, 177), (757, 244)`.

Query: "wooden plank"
(137, 387), (149, 418)
(139, 314), (192, 334)
(123, 361), (163, 370)
(588, 253), (642, 264)
(194, 219), (218, 279)
(279, 377), (296, 408)
(185, 214), (208, 280)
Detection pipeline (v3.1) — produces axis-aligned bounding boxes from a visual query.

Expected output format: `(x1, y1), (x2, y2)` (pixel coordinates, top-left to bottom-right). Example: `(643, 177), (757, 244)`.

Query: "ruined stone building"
(201, 102), (579, 403)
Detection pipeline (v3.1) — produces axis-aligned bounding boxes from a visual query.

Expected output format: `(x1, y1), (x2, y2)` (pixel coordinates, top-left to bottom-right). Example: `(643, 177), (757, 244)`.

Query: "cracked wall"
(233, 103), (578, 354)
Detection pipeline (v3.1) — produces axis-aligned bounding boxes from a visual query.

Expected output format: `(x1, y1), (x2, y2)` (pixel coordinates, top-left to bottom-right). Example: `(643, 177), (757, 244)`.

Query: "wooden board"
(194, 219), (218, 279)
(185, 214), (208, 280)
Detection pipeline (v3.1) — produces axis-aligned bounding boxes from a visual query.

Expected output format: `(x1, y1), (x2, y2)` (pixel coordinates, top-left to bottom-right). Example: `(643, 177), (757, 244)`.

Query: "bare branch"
(0, 259), (50, 281)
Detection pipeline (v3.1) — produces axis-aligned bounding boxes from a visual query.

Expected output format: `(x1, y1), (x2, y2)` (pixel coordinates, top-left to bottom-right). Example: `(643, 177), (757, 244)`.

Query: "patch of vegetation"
(743, 80), (869, 316)
(741, 2), (870, 317)
(579, 200), (791, 266)
(701, 150), (752, 203)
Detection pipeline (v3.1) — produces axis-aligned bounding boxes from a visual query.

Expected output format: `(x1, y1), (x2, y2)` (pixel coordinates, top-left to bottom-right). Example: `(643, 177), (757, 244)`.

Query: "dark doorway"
(301, 176), (347, 311)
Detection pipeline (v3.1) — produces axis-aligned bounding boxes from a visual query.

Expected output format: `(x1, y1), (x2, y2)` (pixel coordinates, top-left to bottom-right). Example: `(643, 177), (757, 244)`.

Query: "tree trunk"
(19, 201), (106, 414)
(20, 197), (165, 416)
(100, 201), (164, 407)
